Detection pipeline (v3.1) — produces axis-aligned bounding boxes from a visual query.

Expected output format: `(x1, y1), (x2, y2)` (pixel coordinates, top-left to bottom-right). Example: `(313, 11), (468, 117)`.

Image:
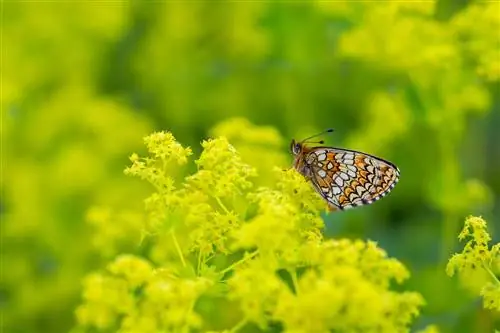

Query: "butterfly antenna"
(301, 128), (334, 143)
(305, 140), (325, 145)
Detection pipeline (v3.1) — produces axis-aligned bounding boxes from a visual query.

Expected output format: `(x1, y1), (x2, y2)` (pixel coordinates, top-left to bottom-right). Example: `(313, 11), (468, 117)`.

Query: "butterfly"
(290, 129), (400, 211)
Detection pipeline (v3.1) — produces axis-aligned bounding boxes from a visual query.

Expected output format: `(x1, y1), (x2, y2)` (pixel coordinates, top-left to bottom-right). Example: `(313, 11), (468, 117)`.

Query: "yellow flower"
(186, 137), (256, 199)
(107, 255), (154, 288)
(209, 118), (288, 186)
(451, 2), (500, 82)
(86, 207), (144, 257)
(447, 216), (500, 312)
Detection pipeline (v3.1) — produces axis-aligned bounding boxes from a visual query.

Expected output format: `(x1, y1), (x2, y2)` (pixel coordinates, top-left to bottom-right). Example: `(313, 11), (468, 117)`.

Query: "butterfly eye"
(293, 143), (301, 155)
(290, 139), (303, 155)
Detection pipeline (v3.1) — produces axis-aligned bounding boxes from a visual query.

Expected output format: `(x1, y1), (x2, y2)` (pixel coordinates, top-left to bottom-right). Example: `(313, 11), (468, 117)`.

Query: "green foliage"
(74, 131), (427, 333)
(447, 216), (500, 312)
(3, 1), (499, 332)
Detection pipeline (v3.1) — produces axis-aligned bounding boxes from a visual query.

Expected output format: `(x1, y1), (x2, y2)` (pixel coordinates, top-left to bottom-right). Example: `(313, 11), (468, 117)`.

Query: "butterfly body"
(290, 137), (400, 211)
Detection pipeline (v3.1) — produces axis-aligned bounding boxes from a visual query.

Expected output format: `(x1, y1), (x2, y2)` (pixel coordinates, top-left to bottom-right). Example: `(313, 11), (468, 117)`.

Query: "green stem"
(290, 268), (300, 295)
(204, 254), (215, 264)
(214, 196), (230, 214)
(220, 250), (259, 275)
(171, 230), (186, 267)
(197, 250), (204, 275)
(228, 318), (248, 333)
(483, 262), (500, 286)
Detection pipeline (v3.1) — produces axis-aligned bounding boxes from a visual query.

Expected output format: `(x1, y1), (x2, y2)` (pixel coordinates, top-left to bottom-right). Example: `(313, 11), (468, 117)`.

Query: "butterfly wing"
(304, 147), (400, 210)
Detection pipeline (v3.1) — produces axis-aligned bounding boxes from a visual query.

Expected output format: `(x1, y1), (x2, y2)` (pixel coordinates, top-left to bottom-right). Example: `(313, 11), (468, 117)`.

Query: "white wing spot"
(332, 186), (341, 195)
(318, 169), (327, 178)
(317, 153), (326, 161)
(344, 159), (354, 165)
(356, 186), (365, 196)
(335, 176), (344, 187)
(327, 162), (334, 170)
(368, 174), (375, 183)
(344, 153), (354, 160)
(339, 172), (349, 180)
(361, 189), (372, 200)
(351, 195), (362, 205)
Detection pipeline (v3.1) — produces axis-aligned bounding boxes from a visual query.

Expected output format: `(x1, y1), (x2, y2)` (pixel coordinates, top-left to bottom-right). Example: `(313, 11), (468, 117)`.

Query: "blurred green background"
(2, 1), (499, 332)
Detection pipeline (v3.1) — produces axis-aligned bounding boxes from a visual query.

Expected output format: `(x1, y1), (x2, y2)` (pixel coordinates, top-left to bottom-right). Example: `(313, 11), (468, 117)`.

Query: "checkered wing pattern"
(305, 148), (400, 210)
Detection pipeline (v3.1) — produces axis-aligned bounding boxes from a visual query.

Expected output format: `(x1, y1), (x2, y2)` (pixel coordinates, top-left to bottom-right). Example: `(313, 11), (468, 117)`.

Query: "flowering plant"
(447, 216), (500, 312)
(74, 131), (431, 333)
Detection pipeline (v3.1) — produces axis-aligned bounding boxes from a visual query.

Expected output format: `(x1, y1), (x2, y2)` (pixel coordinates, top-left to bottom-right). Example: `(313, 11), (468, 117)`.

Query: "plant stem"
(483, 262), (500, 286)
(228, 318), (248, 333)
(290, 268), (300, 295)
(214, 196), (230, 214)
(171, 229), (186, 267)
(220, 250), (259, 275)
(204, 254), (215, 264)
(197, 250), (205, 275)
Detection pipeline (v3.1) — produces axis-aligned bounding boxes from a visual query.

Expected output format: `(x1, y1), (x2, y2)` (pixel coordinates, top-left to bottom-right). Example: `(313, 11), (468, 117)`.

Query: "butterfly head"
(290, 129), (333, 156)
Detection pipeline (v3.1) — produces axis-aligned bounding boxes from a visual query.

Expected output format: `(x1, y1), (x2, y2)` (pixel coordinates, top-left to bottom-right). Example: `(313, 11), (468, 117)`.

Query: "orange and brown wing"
(305, 147), (400, 210)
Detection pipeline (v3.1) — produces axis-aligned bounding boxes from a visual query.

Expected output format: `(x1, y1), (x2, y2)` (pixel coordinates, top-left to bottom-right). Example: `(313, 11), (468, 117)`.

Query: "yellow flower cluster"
(229, 239), (424, 333)
(209, 118), (288, 186)
(86, 207), (144, 258)
(447, 216), (500, 312)
(125, 131), (193, 190)
(76, 254), (211, 333)
(451, 2), (500, 81)
(186, 136), (257, 199)
(75, 130), (429, 332)
(2, 85), (152, 330)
